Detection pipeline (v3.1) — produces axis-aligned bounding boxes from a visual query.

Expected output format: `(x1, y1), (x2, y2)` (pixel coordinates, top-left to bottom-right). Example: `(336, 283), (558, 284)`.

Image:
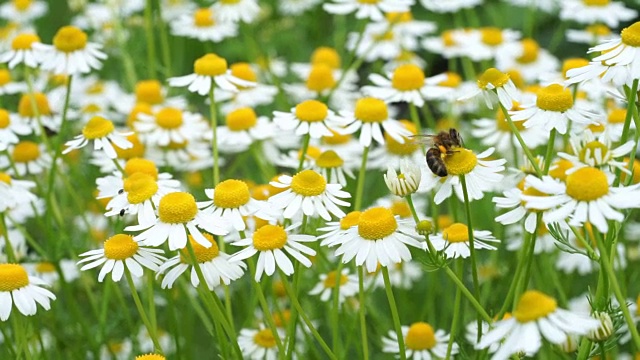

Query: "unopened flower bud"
(587, 311), (614, 342)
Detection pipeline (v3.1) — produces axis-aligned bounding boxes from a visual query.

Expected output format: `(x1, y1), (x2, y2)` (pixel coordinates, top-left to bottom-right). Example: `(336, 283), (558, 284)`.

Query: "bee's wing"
(409, 134), (435, 147)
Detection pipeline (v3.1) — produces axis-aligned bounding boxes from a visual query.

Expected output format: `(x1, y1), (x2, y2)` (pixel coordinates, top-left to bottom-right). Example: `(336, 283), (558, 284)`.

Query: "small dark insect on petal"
(119, 209), (126, 216)
(118, 189), (124, 194)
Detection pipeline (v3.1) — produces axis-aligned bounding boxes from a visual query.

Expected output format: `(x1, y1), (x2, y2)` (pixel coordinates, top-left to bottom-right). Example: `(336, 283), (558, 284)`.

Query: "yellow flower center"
(226, 107), (257, 131)
(516, 39), (539, 64)
(315, 150), (344, 168)
(311, 47), (341, 69)
(194, 8), (215, 27)
(295, 100), (328, 122)
(390, 200), (411, 218)
(136, 80), (164, 105)
(358, 207), (397, 240)
(12, 141), (39, 163)
(300, 146), (322, 161)
(622, 22), (640, 47)
(391, 64), (425, 91)
(18, 92), (52, 117)
(272, 309), (291, 327)
(82, 116), (115, 140)
(11, 33), (40, 50)
(586, 24), (611, 36)
(0, 109), (10, 129)
(354, 97), (388, 123)
(306, 64), (336, 92)
(0, 264), (29, 291)
(549, 159), (573, 181)
(230, 62), (257, 82)
(253, 329), (277, 348)
(124, 173), (158, 204)
(268, 174), (289, 197)
(194, 53), (228, 77)
(213, 179), (250, 208)
(158, 192), (198, 224)
(507, 69), (525, 89)
(290, 170), (326, 196)
(386, 120), (418, 155)
(622, 158), (640, 184)
(127, 103), (153, 128)
(358, 0), (380, 4)
(443, 148), (477, 175)
(323, 130), (352, 145)
(180, 233), (219, 263)
(155, 107), (183, 129)
(135, 354), (166, 360)
(86, 81), (104, 94)
(35, 262), (56, 273)
(0, 172), (11, 184)
(536, 84), (573, 112)
(583, 0), (609, 5)
(587, 123), (605, 133)
(520, 186), (547, 210)
(52, 26), (87, 53)
(103, 234), (139, 260)
(386, 11), (412, 24)
(221, 0), (241, 3)
(13, 0), (32, 11)
(514, 290), (557, 322)
(566, 167), (609, 201)
(0, 69), (11, 86)
(608, 108), (626, 124)
(442, 223), (469, 243)
(442, 30), (456, 46)
(323, 270), (348, 288)
(405, 322), (436, 350)
(115, 134), (145, 160)
(477, 68), (510, 89)
(481, 27), (503, 46)
(124, 158), (158, 179)
(496, 103), (525, 131)
(340, 211), (361, 230)
(579, 141), (608, 163)
(252, 224), (288, 251)
(439, 72), (462, 88)
(562, 58), (590, 79)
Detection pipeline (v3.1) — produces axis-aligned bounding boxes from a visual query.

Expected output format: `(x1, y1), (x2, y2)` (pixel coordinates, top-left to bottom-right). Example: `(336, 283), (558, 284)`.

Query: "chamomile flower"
(559, 129), (634, 174)
(268, 169), (351, 221)
(218, 63), (278, 113)
(340, 97), (412, 147)
(430, 223), (500, 258)
(384, 159), (422, 197)
(362, 64), (450, 107)
(283, 63), (359, 111)
(62, 116), (132, 159)
(323, 0), (414, 22)
(171, 8), (237, 42)
(308, 269), (358, 303)
(238, 324), (285, 360)
(168, 53), (255, 96)
(476, 290), (599, 360)
(420, 0), (482, 12)
(0, 172), (38, 213)
(216, 107), (274, 153)
(135, 107), (209, 147)
(77, 234), (165, 282)
(0, 263), (55, 321)
(522, 168), (640, 233)
(210, 0), (260, 23)
(273, 100), (348, 139)
(428, 147), (506, 204)
(96, 157), (179, 201)
(567, 21), (640, 86)
(511, 83), (601, 135)
(0, 32), (42, 68)
(493, 181), (552, 234)
(156, 232), (245, 290)
(0, 0), (48, 24)
(198, 179), (268, 232)
(496, 38), (559, 82)
(333, 207), (422, 272)
(15, 92), (62, 133)
(34, 26), (106, 75)
(382, 322), (456, 359)
(566, 24), (614, 45)
(0, 109), (31, 151)
(0, 69), (25, 95)
(311, 149), (356, 186)
(458, 27), (521, 62)
(560, 0), (637, 28)
(230, 223), (316, 281)
(126, 192), (228, 251)
(346, 22), (403, 62)
(1, 141), (51, 176)
(23, 260), (79, 286)
(459, 68), (520, 110)
(318, 210), (362, 247)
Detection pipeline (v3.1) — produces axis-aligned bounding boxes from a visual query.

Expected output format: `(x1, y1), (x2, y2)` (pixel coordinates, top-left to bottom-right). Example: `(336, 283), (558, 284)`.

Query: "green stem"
(156, 0), (172, 80)
(409, 103), (422, 134)
(209, 86), (220, 186)
(358, 266), (369, 360)
(446, 260), (463, 359)
(382, 267), (406, 360)
(124, 268), (164, 354)
(460, 175), (482, 341)
(498, 102), (542, 176)
(144, 0), (157, 79)
(45, 74), (73, 207)
(248, 260), (286, 359)
(331, 262), (344, 356)
(298, 133), (311, 172)
(543, 129), (556, 174)
(443, 267), (492, 322)
(354, 146), (370, 211)
(614, 79), (639, 187)
(23, 67), (53, 154)
(280, 270), (337, 360)
(0, 213), (17, 262)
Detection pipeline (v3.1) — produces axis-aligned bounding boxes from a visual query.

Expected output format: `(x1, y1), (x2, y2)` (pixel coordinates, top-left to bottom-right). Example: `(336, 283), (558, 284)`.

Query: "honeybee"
(413, 128), (463, 177)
